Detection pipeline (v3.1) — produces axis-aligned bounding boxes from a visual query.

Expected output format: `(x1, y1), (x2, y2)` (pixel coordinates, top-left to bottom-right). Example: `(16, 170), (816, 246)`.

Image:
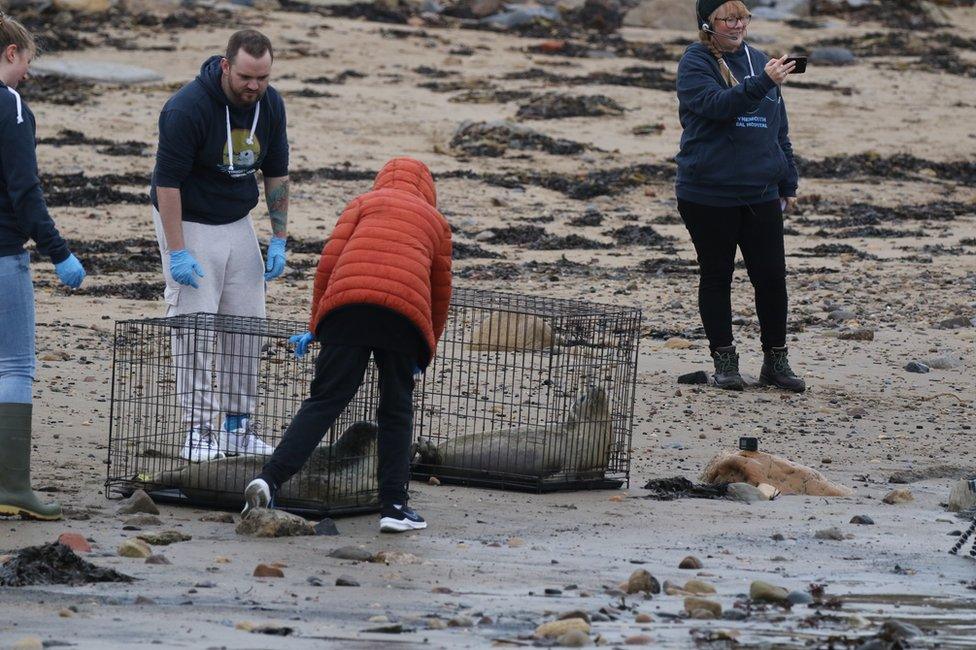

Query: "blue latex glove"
(289, 331), (314, 358)
(265, 237), (287, 281)
(54, 253), (85, 289)
(170, 249), (204, 288)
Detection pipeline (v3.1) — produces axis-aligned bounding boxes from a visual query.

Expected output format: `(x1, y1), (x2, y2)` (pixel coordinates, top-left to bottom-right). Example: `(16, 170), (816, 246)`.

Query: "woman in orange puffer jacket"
(244, 157), (452, 533)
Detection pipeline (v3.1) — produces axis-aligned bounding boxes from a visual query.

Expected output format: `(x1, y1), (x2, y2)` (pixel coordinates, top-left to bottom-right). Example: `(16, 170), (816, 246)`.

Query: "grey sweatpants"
(153, 208), (267, 431)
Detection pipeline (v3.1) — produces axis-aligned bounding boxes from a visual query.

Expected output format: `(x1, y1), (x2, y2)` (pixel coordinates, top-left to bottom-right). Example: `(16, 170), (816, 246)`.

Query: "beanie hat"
(696, 0), (728, 28)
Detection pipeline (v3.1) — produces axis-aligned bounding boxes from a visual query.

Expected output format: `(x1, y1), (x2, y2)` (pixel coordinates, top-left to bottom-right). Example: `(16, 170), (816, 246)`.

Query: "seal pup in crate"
(153, 422), (378, 508)
(413, 386), (612, 480)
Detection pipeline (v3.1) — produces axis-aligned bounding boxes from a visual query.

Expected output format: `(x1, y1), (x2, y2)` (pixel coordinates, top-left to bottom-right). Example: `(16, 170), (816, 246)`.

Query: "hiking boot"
(242, 477), (274, 516)
(180, 427), (225, 463)
(760, 346), (806, 393)
(711, 345), (744, 391)
(380, 503), (427, 533)
(221, 417), (275, 456)
(0, 403), (62, 521)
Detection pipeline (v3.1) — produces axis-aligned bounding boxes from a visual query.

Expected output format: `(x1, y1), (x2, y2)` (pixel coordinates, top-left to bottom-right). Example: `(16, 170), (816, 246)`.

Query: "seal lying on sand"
(153, 422), (379, 509)
(413, 386), (612, 480)
(702, 450), (854, 497)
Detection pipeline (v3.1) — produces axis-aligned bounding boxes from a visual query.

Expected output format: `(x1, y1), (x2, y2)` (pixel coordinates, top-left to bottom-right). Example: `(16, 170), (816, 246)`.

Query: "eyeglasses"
(714, 14), (752, 27)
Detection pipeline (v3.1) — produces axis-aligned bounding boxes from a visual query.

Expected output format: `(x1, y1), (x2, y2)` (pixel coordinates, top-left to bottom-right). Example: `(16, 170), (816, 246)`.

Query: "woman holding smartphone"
(1, 12), (86, 520)
(675, 0), (804, 393)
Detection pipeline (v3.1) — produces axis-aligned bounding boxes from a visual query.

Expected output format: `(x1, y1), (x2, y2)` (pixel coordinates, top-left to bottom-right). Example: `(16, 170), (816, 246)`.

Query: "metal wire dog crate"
(411, 287), (641, 491)
(106, 313), (381, 517)
(105, 290), (641, 515)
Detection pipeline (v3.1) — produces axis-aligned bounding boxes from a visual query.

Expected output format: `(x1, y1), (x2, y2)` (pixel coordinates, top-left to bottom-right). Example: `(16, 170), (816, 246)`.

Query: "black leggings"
(678, 198), (787, 352)
(261, 343), (415, 506)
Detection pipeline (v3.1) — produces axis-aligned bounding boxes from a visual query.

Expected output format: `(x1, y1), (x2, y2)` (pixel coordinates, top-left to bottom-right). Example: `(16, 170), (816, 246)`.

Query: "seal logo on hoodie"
(219, 128), (262, 178)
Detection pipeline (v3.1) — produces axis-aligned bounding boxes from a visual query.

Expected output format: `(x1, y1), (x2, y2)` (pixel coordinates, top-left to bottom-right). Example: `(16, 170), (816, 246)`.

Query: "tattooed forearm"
(265, 176), (289, 238)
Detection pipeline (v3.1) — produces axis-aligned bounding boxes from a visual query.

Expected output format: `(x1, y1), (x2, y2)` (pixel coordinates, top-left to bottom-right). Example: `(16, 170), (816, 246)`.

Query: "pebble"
(881, 619), (922, 639)
(427, 476), (441, 486)
(634, 613), (653, 623)
(625, 569), (660, 595)
(145, 554), (170, 565)
(624, 634), (653, 645)
(507, 537), (525, 547)
(448, 615), (474, 627)
(9, 636), (43, 650)
(678, 555), (702, 569)
(727, 483), (768, 503)
(904, 361), (930, 374)
(57, 532), (91, 553)
(815, 527), (845, 540)
(936, 315), (974, 329)
(123, 514), (163, 527)
(115, 490), (159, 516)
(827, 308), (856, 321)
(137, 530), (191, 546)
(850, 515), (875, 525)
(253, 564), (284, 578)
(750, 580), (789, 604)
(236, 508), (314, 537)
(882, 489), (914, 505)
(534, 618), (590, 639)
(199, 512), (235, 523)
(329, 546), (375, 562)
(314, 518), (340, 536)
(335, 576), (360, 587)
(787, 590), (814, 605)
(683, 579), (717, 595)
(684, 597), (721, 618)
(118, 539), (152, 558)
(426, 618), (447, 629)
(839, 328), (874, 341)
(722, 609), (748, 621)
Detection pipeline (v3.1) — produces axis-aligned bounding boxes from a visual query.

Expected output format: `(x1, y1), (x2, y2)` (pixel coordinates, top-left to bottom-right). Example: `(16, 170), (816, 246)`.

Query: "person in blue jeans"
(0, 13), (86, 520)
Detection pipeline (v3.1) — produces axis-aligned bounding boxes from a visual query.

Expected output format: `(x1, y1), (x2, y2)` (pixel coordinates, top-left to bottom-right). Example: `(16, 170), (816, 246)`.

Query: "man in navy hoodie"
(151, 29), (289, 462)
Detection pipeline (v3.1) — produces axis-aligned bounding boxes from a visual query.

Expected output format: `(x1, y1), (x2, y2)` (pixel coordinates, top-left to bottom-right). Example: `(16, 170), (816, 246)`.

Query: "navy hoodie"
(675, 42), (798, 207)
(150, 56), (289, 225)
(0, 82), (70, 262)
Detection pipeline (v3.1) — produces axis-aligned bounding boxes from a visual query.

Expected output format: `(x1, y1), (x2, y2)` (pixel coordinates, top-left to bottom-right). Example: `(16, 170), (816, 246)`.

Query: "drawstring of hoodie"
(6, 86), (24, 124)
(224, 102), (260, 171)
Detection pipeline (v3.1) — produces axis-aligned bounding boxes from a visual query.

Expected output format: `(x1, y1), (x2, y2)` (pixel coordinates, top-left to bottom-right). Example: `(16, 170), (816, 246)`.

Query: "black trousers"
(678, 198), (787, 352)
(261, 343), (415, 506)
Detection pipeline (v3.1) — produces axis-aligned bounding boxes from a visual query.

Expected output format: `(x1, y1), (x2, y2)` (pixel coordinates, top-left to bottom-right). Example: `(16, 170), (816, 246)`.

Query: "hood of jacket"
(372, 157), (437, 208)
(196, 55), (230, 107)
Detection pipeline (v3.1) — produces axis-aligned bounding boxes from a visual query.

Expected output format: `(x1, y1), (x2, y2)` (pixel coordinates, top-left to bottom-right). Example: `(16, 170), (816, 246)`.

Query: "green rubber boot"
(0, 403), (62, 521)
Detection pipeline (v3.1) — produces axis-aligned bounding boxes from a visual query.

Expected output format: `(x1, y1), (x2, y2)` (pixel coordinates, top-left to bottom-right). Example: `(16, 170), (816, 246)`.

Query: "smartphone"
(785, 56), (807, 74)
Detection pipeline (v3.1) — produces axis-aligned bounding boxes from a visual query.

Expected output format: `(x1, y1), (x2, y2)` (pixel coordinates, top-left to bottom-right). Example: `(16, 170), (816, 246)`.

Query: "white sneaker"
(179, 428), (225, 463)
(242, 478), (272, 516)
(221, 417), (276, 456)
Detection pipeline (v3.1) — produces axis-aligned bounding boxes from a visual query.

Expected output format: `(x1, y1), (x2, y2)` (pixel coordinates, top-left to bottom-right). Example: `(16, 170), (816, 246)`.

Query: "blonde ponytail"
(701, 32), (739, 87)
(0, 10), (38, 60)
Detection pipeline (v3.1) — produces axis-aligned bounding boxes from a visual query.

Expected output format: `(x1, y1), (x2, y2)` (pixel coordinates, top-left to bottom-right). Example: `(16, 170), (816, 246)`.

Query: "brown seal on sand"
(413, 386), (612, 480)
(153, 422), (379, 509)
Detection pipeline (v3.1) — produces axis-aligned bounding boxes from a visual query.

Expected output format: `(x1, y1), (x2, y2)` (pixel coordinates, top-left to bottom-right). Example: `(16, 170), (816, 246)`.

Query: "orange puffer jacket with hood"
(308, 157), (452, 365)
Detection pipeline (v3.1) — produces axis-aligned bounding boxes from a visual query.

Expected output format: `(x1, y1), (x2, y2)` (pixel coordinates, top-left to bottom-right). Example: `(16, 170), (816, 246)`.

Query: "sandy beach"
(1, 0), (975, 647)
